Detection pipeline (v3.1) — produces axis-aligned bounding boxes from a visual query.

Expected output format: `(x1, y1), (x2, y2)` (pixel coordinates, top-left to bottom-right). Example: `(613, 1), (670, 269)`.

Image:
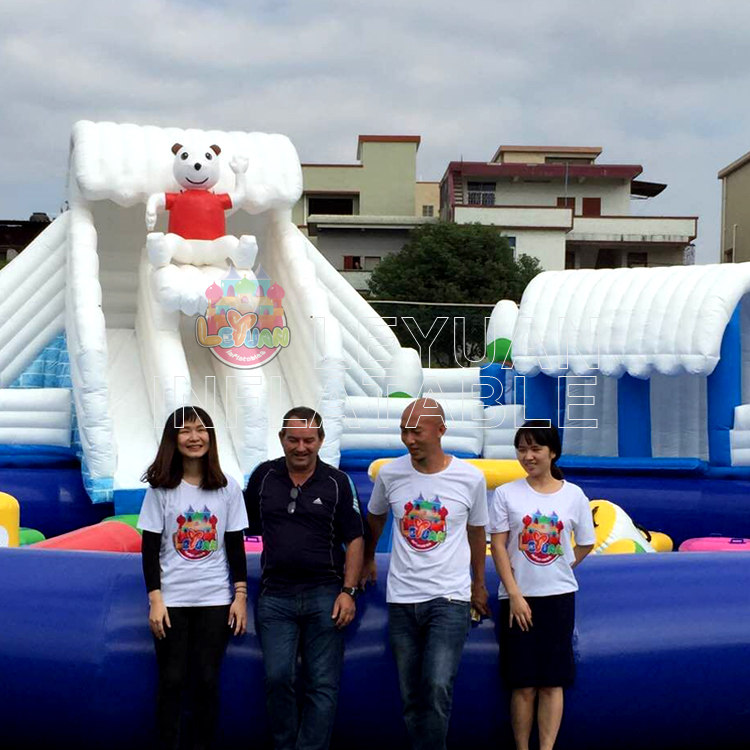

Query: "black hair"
(280, 406), (325, 439)
(142, 406), (227, 490)
(514, 420), (564, 480)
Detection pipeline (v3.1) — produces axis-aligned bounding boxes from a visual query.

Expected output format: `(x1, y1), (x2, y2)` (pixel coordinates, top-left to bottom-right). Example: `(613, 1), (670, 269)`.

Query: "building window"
(582, 197), (602, 217)
(545, 156), (595, 165)
(565, 251), (575, 269)
(557, 196), (575, 210)
(467, 182), (496, 206)
(504, 235), (517, 260)
(343, 255), (362, 270)
(422, 204), (434, 217)
(595, 248), (619, 268)
(627, 251), (648, 268)
(364, 256), (381, 270)
(307, 195), (355, 216)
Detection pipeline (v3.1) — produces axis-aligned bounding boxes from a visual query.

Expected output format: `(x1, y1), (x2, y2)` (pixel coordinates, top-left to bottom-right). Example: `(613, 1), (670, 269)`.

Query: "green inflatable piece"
(19, 527), (45, 546)
(485, 337), (512, 365)
(388, 392), (412, 398)
(102, 514), (142, 534)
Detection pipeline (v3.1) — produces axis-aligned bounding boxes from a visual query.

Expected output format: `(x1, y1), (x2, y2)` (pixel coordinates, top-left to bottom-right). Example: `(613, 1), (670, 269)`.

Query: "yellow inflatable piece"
(601, 538), (648, 555)
(644, 530), (673, 553)
(590, 499), (655, 554)
(368, 458), (526, 490)
(0, 492), (20, 548)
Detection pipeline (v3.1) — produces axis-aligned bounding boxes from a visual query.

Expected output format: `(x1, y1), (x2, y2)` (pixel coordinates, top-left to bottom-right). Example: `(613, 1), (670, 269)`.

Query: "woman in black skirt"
(489, 421), (596, 750)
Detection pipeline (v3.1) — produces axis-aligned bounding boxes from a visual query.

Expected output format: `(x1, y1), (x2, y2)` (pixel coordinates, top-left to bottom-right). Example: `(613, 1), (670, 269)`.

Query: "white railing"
(570, 215), (697, 242)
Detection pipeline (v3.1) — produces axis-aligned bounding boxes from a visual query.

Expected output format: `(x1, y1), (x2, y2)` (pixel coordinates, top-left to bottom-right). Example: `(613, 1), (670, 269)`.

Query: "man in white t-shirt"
(361, 398), (489, 750)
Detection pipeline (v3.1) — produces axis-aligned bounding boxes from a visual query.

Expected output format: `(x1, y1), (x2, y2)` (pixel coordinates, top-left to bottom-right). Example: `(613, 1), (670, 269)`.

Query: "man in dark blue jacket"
(245, 406), (364, 750)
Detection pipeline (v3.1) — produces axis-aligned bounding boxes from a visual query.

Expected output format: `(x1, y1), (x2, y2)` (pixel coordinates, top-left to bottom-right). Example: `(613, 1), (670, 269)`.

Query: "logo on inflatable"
(519, 510), (564, 565)
(195, 264), (290, 370)
(173, 506), (218, 560)
(400, 494), (448, 551)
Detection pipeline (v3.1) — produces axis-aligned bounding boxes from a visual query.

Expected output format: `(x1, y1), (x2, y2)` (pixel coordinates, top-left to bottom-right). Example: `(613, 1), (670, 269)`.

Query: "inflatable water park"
(2, 121), (750, 749)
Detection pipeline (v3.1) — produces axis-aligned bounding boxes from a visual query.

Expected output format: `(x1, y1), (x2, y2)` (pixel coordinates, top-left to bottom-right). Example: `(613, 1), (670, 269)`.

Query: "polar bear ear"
(171, 143), (183, 155)
(210, 144), (221, 156)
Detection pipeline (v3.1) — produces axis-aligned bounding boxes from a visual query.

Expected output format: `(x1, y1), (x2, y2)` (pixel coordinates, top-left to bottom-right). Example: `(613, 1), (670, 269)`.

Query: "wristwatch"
(341, 586), (359, 599)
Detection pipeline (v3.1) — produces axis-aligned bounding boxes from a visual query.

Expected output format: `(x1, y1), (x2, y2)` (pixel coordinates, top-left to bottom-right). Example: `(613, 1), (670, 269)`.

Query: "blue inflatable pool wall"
(1, 550), (748, 750)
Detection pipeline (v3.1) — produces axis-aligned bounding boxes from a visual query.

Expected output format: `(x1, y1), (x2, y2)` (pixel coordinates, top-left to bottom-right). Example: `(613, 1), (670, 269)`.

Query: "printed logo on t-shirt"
(400, 494), (448, 551)
(519, 510), (564, 565)
(173, 505), (219, 560)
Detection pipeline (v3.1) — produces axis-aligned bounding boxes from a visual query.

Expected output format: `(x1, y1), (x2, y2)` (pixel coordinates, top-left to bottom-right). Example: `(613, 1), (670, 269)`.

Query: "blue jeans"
(388, 598), (471, 750)
(257, 584), (344, 750)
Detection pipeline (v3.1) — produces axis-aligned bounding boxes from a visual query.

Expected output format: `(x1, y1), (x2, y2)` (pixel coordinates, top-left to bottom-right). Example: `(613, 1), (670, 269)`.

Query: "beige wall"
(722, 163), (750, 263)
(296, 139), (419, 227)
(498, 152), (546, 164)
(511, 229), (566, 271)
(314, 229), (411, 270)
(415, 182), (439, 217)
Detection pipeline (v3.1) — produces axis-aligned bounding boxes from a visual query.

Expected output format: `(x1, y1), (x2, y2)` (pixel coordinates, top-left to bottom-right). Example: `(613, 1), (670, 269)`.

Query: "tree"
(367, 221), (541, 366)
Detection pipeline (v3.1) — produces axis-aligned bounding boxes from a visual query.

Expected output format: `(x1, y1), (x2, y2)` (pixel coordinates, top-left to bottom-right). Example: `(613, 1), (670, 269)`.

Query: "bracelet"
(234, 589), (248, 598)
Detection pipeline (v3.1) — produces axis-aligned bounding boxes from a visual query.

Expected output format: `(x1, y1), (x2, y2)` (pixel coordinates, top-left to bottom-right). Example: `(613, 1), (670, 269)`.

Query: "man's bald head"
(401, 398), (446, 429)
(400, 398), (447, 463)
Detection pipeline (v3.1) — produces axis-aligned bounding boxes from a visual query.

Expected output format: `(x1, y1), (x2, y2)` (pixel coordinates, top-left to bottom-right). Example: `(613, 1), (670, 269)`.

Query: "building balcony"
(568, 215), (697, 244)
(339, 270), (372, 293)
(453, 205), (573, 229)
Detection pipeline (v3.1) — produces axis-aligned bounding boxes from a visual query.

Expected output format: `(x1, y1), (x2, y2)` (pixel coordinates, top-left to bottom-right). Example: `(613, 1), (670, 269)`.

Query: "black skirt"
(498, 592), (576, 688)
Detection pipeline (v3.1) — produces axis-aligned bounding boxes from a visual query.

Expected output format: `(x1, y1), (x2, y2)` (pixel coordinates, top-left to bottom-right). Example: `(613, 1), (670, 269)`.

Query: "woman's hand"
(148, 592), (171, 639)
(228, 595), (247, 636)
(509, 592), (533, 631)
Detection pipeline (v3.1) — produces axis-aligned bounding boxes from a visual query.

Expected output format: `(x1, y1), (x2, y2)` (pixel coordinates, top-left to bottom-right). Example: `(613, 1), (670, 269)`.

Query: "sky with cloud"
(2, 0), (749, 262)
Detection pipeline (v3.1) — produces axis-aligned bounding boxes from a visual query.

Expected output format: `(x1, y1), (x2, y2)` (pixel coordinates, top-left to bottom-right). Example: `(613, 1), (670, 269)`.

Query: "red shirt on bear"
(165, 191), (233, 240)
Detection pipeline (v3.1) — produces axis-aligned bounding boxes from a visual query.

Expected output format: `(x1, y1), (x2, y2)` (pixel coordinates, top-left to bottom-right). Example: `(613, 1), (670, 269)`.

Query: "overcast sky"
(2, 0), (749, 263)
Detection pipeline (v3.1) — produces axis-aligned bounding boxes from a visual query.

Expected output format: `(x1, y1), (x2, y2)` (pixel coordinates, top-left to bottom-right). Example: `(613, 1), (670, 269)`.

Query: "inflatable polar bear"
(145, 141), (260, 315)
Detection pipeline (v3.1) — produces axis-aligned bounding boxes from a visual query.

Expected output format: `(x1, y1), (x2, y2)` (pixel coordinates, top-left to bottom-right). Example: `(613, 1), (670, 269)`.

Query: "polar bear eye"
(180, 152), (188, 161)
(205, 152), (213, 160)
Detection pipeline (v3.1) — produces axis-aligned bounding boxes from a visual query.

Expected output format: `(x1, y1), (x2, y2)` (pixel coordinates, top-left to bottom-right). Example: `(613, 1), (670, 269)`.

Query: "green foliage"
(368, 222), (541, 367)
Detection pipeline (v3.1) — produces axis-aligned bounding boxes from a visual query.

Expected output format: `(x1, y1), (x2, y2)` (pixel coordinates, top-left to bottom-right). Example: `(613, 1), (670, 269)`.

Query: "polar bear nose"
(193, 163), (202, 171)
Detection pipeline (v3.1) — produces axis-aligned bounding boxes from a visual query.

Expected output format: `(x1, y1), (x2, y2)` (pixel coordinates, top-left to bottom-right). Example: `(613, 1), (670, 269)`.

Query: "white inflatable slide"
(0, 121), (434, 504)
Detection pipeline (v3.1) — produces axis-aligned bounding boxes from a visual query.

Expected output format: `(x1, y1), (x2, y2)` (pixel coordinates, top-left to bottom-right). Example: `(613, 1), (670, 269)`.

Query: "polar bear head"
(171, 142), (222, 191)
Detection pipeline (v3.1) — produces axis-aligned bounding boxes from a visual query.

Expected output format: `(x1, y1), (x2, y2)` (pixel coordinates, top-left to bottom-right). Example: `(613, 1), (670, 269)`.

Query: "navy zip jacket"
(244, 457), (364, 594)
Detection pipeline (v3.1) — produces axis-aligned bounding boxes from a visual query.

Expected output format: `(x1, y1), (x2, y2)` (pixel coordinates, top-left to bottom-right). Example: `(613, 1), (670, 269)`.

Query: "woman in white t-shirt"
(137, 406), (249, 750)
(489, 421), (596, 750)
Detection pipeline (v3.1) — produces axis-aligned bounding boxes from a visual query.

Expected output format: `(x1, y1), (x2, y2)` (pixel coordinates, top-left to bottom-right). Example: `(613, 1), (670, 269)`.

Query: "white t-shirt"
(368, 454), (489, 604)
(489, 478), (596, 599)
(137, 477), (248, 607)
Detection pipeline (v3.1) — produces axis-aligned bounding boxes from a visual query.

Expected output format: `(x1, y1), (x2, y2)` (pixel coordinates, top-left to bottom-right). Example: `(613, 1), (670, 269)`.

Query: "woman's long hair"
(514, 420), (564, 480)
(142, 406), (227, 490)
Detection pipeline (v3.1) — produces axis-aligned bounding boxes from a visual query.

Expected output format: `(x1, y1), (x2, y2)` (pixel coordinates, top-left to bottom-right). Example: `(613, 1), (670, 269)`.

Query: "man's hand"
(471, 580), (490, 618)
(331, 592), (356, 629)
(359, 558), (377, 588)
(148, 595), (171, 639)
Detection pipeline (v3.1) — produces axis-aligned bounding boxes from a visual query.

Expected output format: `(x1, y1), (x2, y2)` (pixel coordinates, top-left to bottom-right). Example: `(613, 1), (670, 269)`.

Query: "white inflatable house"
(4, 120), (750, 513)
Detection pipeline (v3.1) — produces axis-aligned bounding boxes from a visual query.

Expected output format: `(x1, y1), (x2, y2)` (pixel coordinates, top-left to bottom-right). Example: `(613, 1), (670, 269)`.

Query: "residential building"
(718, 151), (750, 263)
(0, 213), (51, 264)
(440, 146), (697, 271)
(295, 135), (438, 292)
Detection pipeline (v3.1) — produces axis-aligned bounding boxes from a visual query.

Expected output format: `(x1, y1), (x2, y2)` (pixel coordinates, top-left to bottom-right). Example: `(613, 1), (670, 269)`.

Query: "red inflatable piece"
(31, 521), (142, 553)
